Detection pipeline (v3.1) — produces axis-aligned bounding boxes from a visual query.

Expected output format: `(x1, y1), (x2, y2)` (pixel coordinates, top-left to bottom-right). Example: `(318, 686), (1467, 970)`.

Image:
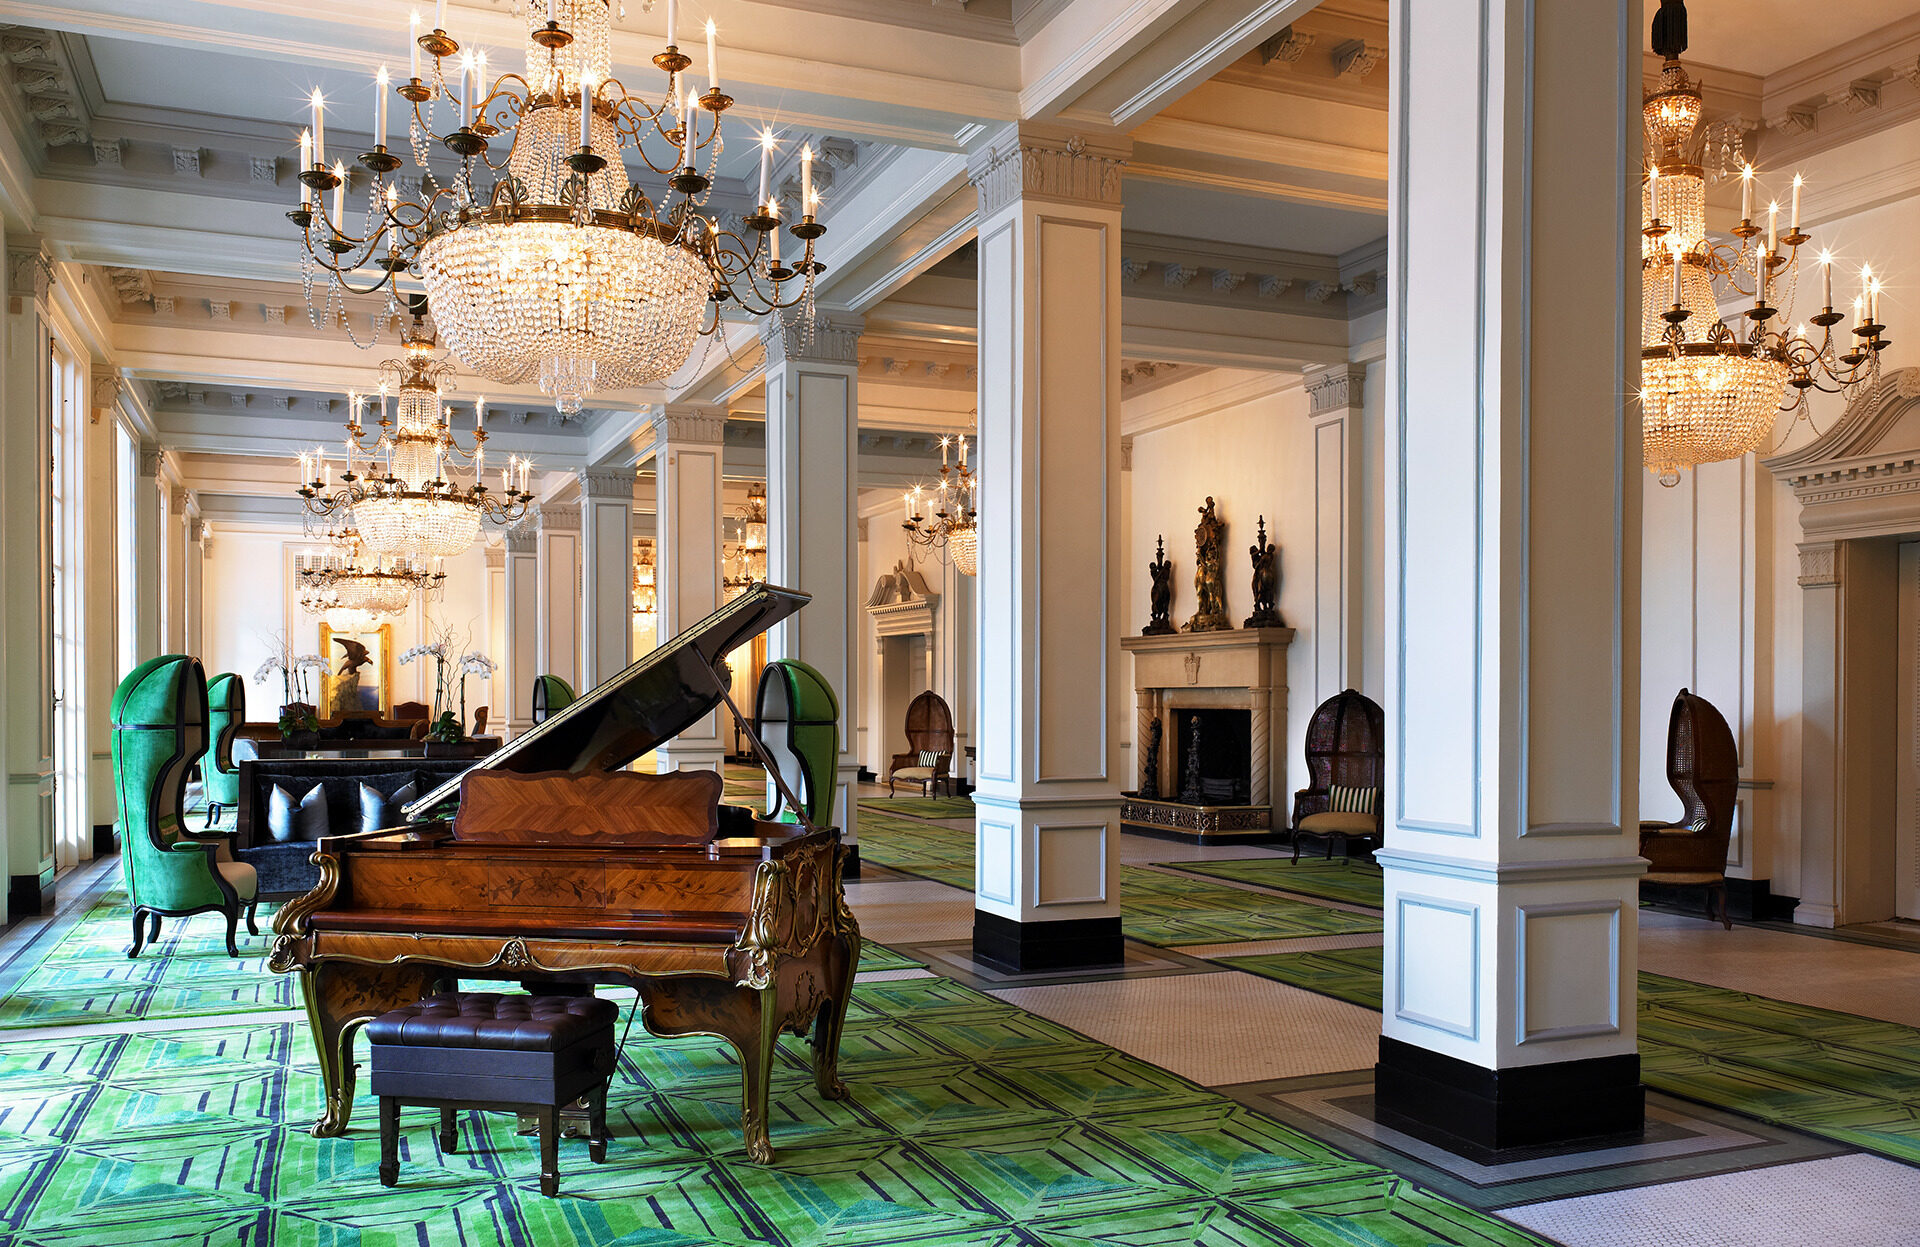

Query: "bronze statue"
(1139, 718), (1163, 798)
(330, 636), (374, 716)
(1184, 496), (1233, 632)
(1143, 535), (1177, 635)
(1245, 515), (1283, 628)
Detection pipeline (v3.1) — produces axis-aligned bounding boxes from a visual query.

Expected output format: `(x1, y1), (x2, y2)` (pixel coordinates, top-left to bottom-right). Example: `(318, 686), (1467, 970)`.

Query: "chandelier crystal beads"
(296, 528), (443, 631)
(291, 0), (828, 416)
(1639, 3), (1891, 486)
(902, 435), (978, 577)
(295, 310), (534, 557)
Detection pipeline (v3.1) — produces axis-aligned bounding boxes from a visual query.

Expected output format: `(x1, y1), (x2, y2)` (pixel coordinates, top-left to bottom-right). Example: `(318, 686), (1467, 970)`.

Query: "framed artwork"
(318, 622), (395, 717)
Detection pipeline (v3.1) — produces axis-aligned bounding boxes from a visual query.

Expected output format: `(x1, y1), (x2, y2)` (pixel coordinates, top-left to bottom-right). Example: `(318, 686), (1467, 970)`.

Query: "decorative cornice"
(138, 445), (165, 478)
(1304, 363), (1366, 416)
(761, 312), (862, 368)
(0, 27), (87, 149)
(484, 543), (504, 568)
(578, 465), (637, 499)
(1332, 39), (1385, 80)
(535, 503), (581, 532)
(1797, 542), (1839, 588)
(505, 523), (538, 554)
(1258, 26), (1314, 65)
(651, 406), (727, 446)
(967, 127), (1127, 216)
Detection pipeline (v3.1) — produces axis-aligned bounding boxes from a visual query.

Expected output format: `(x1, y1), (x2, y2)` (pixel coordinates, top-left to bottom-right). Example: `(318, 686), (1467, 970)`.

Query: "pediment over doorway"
(867, 559), (938, 637)
(1765, 368), (1920, 540)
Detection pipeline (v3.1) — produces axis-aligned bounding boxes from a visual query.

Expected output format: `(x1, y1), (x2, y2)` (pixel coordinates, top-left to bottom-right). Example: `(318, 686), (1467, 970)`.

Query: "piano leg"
(635, 977), (779, 1164)
(810, 926), (861, 1102)
(299, 960), (439, 1137)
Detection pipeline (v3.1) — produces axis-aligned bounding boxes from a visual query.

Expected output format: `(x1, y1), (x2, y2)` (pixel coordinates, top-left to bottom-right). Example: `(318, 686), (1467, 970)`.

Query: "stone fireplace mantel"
(1120, 627), (1294, 839)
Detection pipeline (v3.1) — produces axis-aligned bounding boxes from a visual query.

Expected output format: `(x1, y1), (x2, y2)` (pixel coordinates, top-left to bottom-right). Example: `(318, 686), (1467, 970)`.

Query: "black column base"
(841, 844), (861, 881)
(93, 823), (118, 857)
(1374, 1035), (1643, 1158)
(972, 911), (1123, 974)
(8, 871), (53, 925)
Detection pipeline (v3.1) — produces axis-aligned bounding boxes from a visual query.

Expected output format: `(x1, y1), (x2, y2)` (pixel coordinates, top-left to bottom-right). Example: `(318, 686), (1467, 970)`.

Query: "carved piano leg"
(811, 925), (861, 1102)
(300, 960), (437, 1138)
(636, 977), (779, 1164)
(739, 985), (778, 1164)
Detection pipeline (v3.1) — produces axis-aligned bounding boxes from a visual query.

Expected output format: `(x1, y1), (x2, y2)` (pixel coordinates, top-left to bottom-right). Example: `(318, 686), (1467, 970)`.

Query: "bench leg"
(439, 1107), (458, 1153)
(536, 1104), (560, 1197)
(378, 1098), (400, 1188)
(588, 1080), (609, 1164)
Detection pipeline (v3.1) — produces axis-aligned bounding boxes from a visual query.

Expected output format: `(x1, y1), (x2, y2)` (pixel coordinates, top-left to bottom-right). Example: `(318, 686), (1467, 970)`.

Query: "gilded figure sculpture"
(1184, 497), (1233, 632)
(1244, 515), (1283, 628)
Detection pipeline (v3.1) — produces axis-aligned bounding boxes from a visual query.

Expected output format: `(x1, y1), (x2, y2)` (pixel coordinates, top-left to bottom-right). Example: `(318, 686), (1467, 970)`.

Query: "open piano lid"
(403, 583), (809, 819)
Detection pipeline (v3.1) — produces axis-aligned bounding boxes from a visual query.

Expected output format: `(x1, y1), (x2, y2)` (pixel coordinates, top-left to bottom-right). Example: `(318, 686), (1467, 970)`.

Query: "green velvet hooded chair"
(200, 672), (245, 827)
(113, 654), (260, 958)
(754, 659), (840, 829)
(531, 675), (576, 724)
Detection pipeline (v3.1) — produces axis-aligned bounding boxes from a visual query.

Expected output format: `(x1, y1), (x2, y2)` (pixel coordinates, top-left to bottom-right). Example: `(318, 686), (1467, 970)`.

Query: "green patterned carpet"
(0, 888), (289, 1031)
(859, 796), (977, 820)
(1226, 946), (1920, 1168)
(1160, 859), (1385, 910)
(855, 816), (1382, 944)
(0, 973), (1549, 1246)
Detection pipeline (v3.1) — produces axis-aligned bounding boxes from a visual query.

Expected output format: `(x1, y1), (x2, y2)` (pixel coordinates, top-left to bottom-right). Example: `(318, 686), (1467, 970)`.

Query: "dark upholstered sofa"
(236, 757), (471, 898)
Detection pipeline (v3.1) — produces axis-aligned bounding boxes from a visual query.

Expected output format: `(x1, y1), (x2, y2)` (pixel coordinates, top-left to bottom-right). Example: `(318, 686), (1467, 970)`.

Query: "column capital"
(578, 465), (637, 499)
(1797, 540), (1840, 588)
(484, 542), (505, 568)
(138, 444), (165, 478)
(648, 405), (727, 446)
(966, 124), (1129, 216)
(856, 515), (870, 542)
(1120, 436), (1134, 472)
(535, 502), (581, 532)
(91, 366), (124, 424)
(6, 242), (53, 307)
(505, 522), (538, 554)
(760, 310), (862, 368)
(1303, 362), (1367, 416)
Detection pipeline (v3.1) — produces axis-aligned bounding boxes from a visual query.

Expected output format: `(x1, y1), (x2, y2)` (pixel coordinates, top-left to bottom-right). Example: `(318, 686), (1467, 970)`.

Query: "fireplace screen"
(1172, 708), (1251, 805)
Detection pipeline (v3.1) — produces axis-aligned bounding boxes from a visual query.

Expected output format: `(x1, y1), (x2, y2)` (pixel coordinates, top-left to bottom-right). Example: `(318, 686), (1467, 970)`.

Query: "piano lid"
(404, 583), (809, 819)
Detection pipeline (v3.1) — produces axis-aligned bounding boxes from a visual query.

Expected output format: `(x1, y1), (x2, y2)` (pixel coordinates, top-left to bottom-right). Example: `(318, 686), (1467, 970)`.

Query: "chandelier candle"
(309, 89), (324, 168)
(375, 67), (389, 150)
(758, 129), (774, 208)
(1791, 174), (1802, 232)
(410, 9), (421, 79)
(1741, 163), (1753, 221)
(706, 20), (718, 91)
(299, 130), (312, 206)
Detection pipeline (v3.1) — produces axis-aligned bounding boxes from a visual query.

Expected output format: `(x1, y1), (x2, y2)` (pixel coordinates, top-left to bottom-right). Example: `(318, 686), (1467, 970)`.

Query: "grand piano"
(269, 585), (860, 1163)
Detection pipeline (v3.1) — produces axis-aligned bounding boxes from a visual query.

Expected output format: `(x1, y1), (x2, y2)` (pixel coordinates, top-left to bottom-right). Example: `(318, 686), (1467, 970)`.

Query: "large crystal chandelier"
(295, 306), (534, 557)
(291, 0), (828, 416)
(631, 539), (657, 619)
(1640, 0), (1891, 486)
(723, 482), (768, 599)
(296, 527), (443, 631)
(902, 434), (978, 577)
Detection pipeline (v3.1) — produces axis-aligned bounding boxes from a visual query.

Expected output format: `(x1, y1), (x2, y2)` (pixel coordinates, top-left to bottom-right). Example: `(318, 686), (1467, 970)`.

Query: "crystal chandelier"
(631, 539), (657, 618)
(296, 527), (443, 631)
(1640, 0), (1891, 486)
(295, 306), (534, 557)
(723, 482), (767, 599)
(290, 0), (828, 415)
(902, 434), (978, 577)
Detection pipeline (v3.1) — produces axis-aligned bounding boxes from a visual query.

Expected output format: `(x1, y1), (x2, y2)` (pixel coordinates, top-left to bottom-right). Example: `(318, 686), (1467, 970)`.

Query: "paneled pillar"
(1376, 0), (1643, 1150)
(967, 125), (1128, 971)
(134, 445), (163, 663)
(483, 542), (506, 732)
(3, 242), (54, 918)
(165, 489), (189, 655)
(503, 524), (539, 737)
(647, 406), (726, 773)
(763, 315), (861, 861)
(1303, 364), (1366, 704)
(185, 515), (206, 662)
(577, 467), (636, 690)
(534, 503), (581, 696)
(87, 368), (122, 849)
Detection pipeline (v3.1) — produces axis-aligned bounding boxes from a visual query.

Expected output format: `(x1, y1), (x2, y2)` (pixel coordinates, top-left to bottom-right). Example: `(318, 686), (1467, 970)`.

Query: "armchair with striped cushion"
(886, 690), (956, 797)
(1290, 689), (1386, 863)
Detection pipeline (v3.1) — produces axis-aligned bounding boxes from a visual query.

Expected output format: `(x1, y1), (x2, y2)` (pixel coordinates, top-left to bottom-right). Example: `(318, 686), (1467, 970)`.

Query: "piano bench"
(368, 992), (619, 1197)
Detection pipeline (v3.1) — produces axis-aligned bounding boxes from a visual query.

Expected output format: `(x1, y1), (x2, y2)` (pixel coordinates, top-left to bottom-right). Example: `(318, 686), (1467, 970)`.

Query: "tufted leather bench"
(369, 992), (618, 1196)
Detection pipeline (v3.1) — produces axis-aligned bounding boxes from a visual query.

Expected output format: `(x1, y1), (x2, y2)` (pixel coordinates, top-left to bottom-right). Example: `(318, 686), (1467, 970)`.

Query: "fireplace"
(1119, 626), (1294, 840)
(1173, 708), (1251, 805)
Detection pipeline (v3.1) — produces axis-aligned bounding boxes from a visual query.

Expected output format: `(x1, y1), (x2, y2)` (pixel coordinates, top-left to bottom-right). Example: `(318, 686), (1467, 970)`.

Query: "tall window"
(50, 342), (88, 868)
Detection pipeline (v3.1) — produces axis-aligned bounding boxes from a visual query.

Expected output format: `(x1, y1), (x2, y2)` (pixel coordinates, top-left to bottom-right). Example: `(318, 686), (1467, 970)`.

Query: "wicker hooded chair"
(1290, 689), (1386, 863)
(886, 690), (956, 797)
(1640, 688), (1738, 929)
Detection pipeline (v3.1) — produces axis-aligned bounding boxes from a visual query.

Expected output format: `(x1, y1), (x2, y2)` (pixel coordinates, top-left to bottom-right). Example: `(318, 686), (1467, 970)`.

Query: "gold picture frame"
(318, 622), (395, 717)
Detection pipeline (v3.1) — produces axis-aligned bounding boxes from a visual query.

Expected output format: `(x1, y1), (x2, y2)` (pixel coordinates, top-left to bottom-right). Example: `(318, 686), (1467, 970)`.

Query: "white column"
(86, 368), (121, 852)
(763, 315), (861, 858)
(483, 542), (505, 731)
(577, 466), (636, 690)
(968, 125), (1128, 971)
(1376, 0), (1643, 1149)
(185, 516), (206, 661)
(648, 406), (726, 774)
(503, 524), (539, 737)
(534, 503), (581, 695)
(3, 242), (53, 916)
(134, 445), (163, 663)
(1303, 363), (1366, 704)
(165, 490), (189, 655)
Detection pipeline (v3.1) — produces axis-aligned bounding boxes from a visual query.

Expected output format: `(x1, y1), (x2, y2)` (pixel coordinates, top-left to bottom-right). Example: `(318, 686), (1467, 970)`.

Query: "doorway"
(1897, 542), (1920, 920)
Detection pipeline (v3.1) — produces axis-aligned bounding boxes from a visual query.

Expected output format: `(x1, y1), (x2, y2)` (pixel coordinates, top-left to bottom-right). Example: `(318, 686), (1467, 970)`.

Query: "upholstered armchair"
(471, 706), (489, 736)
(886, 690), (956, 797)
(200, 672), (245, 826)
(1641, 688), (1738, 929)
(113, 655), (259, 958)
(532, 675), (576, 724)
(1290, 689), (1386, 863)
